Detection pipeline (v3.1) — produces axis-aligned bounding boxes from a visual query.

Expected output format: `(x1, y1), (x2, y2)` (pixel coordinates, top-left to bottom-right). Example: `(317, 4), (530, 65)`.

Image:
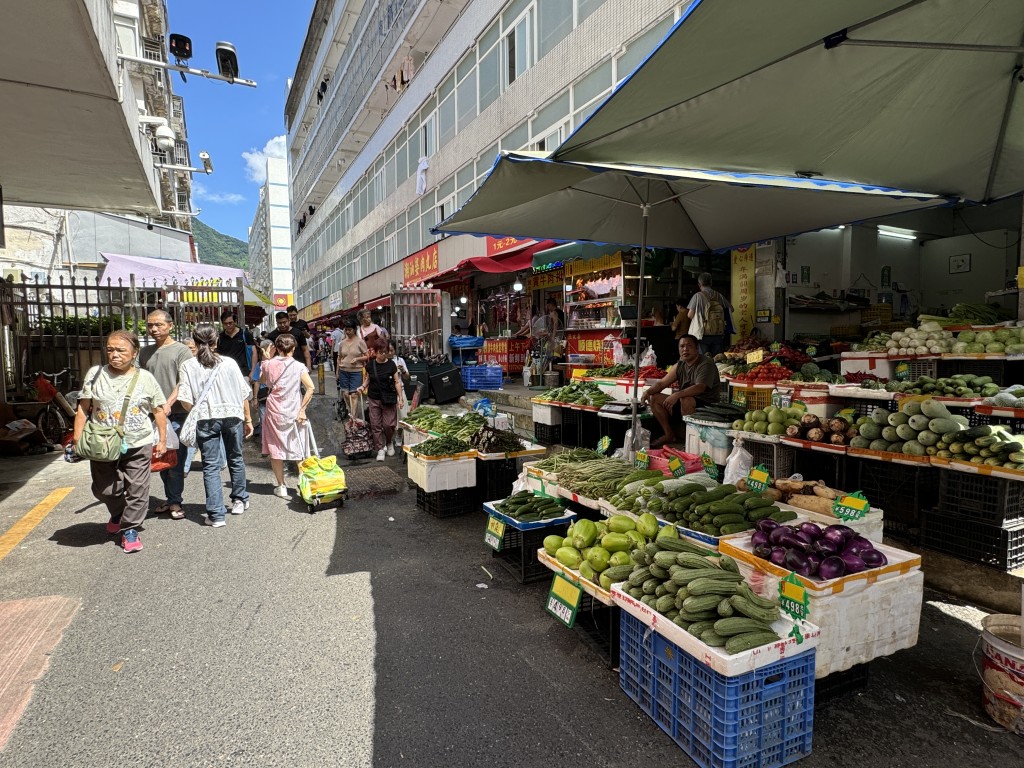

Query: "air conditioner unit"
(2, 269), (22, 282)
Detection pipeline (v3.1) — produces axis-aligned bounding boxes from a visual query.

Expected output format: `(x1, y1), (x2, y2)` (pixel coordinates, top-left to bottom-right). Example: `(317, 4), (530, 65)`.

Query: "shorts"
(337, 370), (363, 392)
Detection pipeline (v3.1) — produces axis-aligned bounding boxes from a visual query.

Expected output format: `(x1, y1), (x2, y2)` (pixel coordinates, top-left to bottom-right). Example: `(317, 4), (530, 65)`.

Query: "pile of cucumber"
(622, 538), (782, 654)
(494, 491), (567, 522)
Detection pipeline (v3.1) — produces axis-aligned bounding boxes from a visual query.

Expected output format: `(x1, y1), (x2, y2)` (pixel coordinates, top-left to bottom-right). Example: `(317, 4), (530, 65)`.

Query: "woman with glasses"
(73, 330), (167, 553)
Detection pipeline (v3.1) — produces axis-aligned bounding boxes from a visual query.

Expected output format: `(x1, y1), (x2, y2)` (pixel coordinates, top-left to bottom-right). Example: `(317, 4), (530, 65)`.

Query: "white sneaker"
(376, 449), (386, 462)
(385, 444), (395, 457)
(273, 485), (290, 499)
(204, 517), (226, 528)
(230, 499), (249, 515)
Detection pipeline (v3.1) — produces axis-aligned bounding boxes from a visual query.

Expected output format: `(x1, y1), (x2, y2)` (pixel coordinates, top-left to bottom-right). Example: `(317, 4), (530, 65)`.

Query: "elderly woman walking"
(73, 330), (167, 553)
(176, 324), (253, 527)
(261, 333), (315, 498)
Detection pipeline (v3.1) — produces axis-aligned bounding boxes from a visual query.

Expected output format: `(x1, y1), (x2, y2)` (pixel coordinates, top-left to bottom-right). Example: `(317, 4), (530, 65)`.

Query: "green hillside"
(192, 218), (248, 270)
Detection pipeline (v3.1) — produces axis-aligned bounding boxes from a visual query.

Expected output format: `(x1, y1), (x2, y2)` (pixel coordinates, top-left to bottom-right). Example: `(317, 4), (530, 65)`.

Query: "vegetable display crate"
(579, 409), (601, 447)
(405, 448), (476, 492)
(729, 384), (774, 411)
(906, 359), (938, 379)
(532, 402), (562, 425)
(814, 662), (870, 708)
(476, 457), (519, 503)
(619, 612), (815, 768)
(921, 509), (1024, 570)
(936, 358), (1005, 384)
(574, 594), (621, 669)
(853, 458), (939, 527)
(491, 525), (570, 584)
(460, 364), (503, 391)
(415, 486), (477, 518)
(560, 407), (583, 447)
(684, 418), (733, 467)
(937, 470), (1024, 527)
(598, 413), (631, 450)
(744, 440), (795, 482)
(791, 449), (847, 490)
(534, 423), (562, 447)
(836, 396), (899, 419)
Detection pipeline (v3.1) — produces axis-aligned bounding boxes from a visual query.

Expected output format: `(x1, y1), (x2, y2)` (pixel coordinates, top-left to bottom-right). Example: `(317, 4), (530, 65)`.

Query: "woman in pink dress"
(260, 333), (314, 499)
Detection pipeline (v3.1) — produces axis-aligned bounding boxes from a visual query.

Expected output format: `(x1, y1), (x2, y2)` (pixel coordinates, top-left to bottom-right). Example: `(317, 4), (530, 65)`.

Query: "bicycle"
(24, 369), (80, 446)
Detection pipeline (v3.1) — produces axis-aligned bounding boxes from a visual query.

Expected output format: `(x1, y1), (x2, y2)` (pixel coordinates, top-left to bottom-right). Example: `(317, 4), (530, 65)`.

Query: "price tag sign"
(806, 345), (818, 357)
(597, 435), (612, 454)
(770, 342), (782, 353)
(746, 464), (771, 493)
(667, 456), (687, 478)
(779, 573), (810, 621)
(771, 390), (793, 408)
(733, 388), (747, 406)
(769, 359), (783, 367)
(546, 573), (583, 628)
(832, 491), (870, 521)
(895, 361), (911, 381)
(484, 515), (506, 551)
(746, 349), (764, 364)
(701, 453), (719, 480)
(634, 449), (650, 469)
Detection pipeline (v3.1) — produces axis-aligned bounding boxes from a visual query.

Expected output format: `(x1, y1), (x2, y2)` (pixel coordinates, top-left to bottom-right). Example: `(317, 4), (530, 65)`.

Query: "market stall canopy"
(99, 253), (272, 307)
(532, 242), (622, 270)
(554, 0), (1024, 203)
(432, 152), (950, 252)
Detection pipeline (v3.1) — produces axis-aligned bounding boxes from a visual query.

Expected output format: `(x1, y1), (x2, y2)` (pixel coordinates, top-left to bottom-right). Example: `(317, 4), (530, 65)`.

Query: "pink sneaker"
(121, 529), (143, 553)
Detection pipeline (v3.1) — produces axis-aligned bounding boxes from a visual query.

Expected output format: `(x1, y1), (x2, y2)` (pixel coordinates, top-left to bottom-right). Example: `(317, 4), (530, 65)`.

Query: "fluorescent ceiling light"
(877, 226), (917, 241)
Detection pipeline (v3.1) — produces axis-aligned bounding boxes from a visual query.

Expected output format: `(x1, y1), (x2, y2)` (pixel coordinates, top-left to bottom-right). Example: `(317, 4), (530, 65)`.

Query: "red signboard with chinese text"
(403, 243), (440, 284)
(527, 267), (566, 292)
(481, 337), (532, 373)
(486, 236), (535, 258)
(566, 330), (614, 366)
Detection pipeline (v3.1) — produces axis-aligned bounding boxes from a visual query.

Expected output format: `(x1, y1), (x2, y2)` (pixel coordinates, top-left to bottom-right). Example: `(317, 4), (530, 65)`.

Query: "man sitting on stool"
(641, 334), (721, 448)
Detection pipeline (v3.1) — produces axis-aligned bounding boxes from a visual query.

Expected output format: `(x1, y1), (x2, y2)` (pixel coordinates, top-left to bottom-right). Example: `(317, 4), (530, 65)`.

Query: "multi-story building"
(286, 0), (690, 318)
(247, 156), (294, 322)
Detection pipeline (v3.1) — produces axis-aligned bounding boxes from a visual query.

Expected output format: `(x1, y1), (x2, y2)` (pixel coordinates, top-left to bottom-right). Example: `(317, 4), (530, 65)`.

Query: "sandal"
(169, 505), (185, 520)
(153, 503), (171, 515)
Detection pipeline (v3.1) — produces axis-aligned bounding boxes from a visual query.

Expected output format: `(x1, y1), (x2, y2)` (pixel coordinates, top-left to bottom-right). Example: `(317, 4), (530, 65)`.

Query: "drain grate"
(343, 464), (406, 499)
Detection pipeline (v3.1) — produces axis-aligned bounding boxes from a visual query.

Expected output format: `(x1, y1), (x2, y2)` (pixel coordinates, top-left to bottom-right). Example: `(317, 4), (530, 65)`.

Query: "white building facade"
(248, 156), (295, 319)
(286, 0), (690, 315)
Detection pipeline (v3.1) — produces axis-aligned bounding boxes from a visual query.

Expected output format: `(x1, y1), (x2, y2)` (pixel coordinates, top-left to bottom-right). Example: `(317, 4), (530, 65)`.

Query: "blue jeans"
(196, 417), (248, 520)
(160, 415), (188, 506)
(337, 370), (363, 392)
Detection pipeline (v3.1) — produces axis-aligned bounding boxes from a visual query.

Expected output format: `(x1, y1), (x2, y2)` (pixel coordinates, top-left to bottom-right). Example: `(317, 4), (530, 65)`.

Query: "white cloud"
(193, 181), (245, 205)
(242, 135), (287, 184)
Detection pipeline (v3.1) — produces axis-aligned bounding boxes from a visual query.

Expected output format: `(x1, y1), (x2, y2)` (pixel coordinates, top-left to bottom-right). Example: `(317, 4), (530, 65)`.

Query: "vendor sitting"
(641, 334), (721, 447)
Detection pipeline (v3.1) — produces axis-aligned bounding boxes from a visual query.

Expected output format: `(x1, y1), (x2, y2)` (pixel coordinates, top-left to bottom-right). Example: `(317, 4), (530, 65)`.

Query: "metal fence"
(1, 275), (244, 398)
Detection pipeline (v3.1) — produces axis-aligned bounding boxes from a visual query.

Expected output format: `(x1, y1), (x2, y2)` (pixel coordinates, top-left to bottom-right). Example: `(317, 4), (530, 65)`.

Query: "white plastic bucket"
(981, 614), (1024, 734)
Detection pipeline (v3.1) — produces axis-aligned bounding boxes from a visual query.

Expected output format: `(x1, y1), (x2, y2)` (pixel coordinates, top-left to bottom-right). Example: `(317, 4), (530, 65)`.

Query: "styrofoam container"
(839, 355), (896, 378)
(404, 448), (476, 492)
(684, 422), (733, 466)
(556, 484), (602, 510)
(533, 403), (562, 426)
(610, 583), (820, 677)
(476, 441), (547, 461)
(399, 422), (432, 448)
(537, 549), (613, 605)
(797, 507), (885, 543)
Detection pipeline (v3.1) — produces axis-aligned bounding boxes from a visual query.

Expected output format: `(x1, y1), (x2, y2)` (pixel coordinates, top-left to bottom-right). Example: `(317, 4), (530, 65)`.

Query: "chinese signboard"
(299, 300), (322, 321)
(486, 236), (535, 257)
(403, 243), (440, 284)
(731, 246), (755, 341)
(527, 267), (566, 292)
(481, 338), (531, 373)
(566, 331), (612, 365)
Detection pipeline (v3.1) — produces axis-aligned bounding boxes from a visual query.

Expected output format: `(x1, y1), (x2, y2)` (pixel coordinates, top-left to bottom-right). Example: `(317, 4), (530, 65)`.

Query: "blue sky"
(166, 0), (314, 241)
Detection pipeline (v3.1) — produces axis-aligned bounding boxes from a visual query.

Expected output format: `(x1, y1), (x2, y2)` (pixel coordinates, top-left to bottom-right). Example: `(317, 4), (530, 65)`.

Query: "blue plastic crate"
(461, 365), (503, 391)
(619, 612), (815, 768)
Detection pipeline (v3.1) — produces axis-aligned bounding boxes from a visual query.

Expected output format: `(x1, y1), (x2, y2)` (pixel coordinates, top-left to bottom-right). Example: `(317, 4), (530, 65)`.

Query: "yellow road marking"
(0, 487), (74, 561)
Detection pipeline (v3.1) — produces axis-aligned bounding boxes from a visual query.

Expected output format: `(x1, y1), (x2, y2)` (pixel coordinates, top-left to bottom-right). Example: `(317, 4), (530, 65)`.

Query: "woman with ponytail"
(177, 323), (253, 527)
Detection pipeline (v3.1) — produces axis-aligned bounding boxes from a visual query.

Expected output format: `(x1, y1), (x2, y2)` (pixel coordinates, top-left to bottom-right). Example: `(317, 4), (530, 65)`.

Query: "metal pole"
(629, 202), (651, 457)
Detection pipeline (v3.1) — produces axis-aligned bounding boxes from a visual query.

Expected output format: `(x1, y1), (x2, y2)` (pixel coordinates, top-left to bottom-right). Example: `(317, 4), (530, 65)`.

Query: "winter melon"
(920, 399), (952, 420)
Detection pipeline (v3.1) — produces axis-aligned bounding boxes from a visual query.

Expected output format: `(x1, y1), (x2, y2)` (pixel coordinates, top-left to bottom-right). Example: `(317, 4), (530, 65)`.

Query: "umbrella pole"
(630, 203), (650, 458)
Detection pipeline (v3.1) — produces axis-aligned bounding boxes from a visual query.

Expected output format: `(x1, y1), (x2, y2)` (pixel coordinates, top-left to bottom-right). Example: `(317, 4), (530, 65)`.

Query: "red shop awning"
(434, 239), (557, 287)
(364, 296), (391, 311)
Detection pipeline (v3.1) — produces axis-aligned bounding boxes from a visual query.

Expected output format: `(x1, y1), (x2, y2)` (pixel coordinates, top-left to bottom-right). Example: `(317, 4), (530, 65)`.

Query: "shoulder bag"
(179, 362), (222, 448)
(75, 367), (139, 462)
(370, 360), (398, 405)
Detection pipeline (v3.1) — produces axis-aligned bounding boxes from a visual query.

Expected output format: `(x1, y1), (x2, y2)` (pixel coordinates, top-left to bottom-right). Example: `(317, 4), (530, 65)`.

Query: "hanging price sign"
(779, 573), (810, 620)
(806, 345), (818, 357)
(832, 491), (870, 521)
(746, 464), (771, 493)
(667, 456), (687, 478)
(895, 361), (911, 381)
(746, 349), (764, 364)
(634, 449), (650, 469)
(597, 435), (612, 454)
(484, 515), (506, 551)
(701, 453), (719, 480)
(546, 573), (582, 628)
(770, 342), (782, 353)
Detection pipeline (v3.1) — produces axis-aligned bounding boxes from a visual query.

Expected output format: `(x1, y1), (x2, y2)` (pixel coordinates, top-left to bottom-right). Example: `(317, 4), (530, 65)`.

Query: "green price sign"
(546, 573), (583, 628)
(770, 342), (782, 353)
(597, 435), (612, 454)
(779, 573), (810, 620)
(832, 491), (870, 521)
(701, 453), (719, 480)
(746, 464), (771, 493)
(806, 345), (818, 357)
(895, 361), (911, 381)
(484, 515), (506, 551)
(667, 456), (687, 478)
(634, 449), (650, 469)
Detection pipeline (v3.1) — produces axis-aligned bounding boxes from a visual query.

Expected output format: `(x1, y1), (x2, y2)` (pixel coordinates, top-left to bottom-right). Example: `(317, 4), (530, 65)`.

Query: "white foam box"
(684, 423), (733, 466)
(399, 421), (431, 448)
(611, 583), (821, 677)
(798, 507), (886, 543)
(533, 403), (562, 425)
(840, 353), (896, 379)
(404, 448), (476, 492)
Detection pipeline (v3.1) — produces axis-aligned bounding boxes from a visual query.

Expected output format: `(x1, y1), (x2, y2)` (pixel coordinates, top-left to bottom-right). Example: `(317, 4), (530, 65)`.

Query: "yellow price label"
(836, 495), (870, 513)
(487, 516), (506, 538)
(746, 349), (764, 364)
(551, 574), (583, 603)
(749, 468), (769, 485)
(780, 579), (807, 603)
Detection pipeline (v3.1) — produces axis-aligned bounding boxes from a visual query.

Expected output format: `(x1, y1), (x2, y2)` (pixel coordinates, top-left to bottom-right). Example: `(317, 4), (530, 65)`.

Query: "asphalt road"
(0, 396), (1022, 767)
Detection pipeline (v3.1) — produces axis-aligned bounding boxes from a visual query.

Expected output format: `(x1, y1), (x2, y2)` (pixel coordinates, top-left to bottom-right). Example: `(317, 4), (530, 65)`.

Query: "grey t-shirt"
(139, 341), (193, 415)
(675, 355), (721, 404)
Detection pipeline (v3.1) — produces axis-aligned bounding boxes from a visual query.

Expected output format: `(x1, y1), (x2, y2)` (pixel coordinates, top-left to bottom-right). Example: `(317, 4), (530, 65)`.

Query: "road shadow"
(48, 522), (116, 548)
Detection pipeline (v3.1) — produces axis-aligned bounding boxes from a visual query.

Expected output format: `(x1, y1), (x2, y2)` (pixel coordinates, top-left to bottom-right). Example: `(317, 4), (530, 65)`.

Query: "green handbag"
(75, 368), (139, 462)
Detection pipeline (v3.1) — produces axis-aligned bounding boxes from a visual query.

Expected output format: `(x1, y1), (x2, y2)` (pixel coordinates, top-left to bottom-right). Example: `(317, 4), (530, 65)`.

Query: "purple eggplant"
(824, 524), (855, 541)
(805, 552), (822, 576)
(844, 536), (874, 556)
(797, 522), (823, 541)
(840, 551), (867, 574)
(777, 531), (811, 552)
(756, 518), (780, 534)
(818, 556), (846, 579)
(768, 526), (791, 546)
(769, 547), (788, 566)
(751, 531), (770, 549)
(813, 538), (839, 557)
(861, 548), (889, 568)
(821, 529), (848, 549)
(784, 548), (809, 571)
(753, 544), (774, 560)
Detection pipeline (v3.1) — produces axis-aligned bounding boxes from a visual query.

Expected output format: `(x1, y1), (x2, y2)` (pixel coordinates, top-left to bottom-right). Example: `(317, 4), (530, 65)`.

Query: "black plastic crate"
(936, 359), (1004, 384)
(937, 471), (1024, 526)
(561, 407), (582, 447)
(573, 594), (620, 669)
(815, 663), (870, 708)
(491, 524), (567, 584)
(476, 457), (519, 503)
(843, 398), (898, 418)
(599, 416), (630, 453)
(854, 459), (939, 526)
(534, 423), (562, 447)
(416, 486), (476, 518)
(745, 441), (795, 480)
(882, 518), (920, 544)
(921, 509), (1024, 570)
(793, 449), (848, 490)
(580, 410), (601, 448)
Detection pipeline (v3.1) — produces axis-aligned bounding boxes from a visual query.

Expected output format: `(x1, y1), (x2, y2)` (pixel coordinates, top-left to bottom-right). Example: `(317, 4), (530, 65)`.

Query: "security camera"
(215, 41), (239, 80)
(154, 124), (176, 152)
(198, 151), (213, 174)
